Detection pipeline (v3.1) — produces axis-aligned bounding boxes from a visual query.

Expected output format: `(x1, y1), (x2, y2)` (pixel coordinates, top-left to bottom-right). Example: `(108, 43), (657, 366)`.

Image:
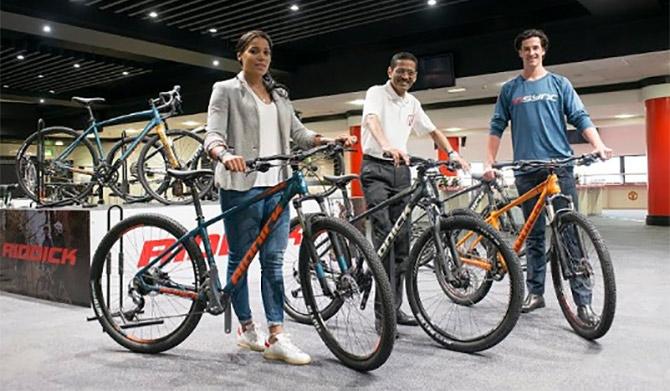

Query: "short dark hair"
(514, 29), (549, 52)
(389, 52), (418, 69)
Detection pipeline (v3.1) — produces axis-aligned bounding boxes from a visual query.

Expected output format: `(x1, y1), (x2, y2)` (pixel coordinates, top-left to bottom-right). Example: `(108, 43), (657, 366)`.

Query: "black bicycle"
(283, 155), (524, 353)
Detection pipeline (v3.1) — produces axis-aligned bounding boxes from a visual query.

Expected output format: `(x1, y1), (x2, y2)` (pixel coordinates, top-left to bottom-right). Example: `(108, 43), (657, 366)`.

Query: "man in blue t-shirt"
(483, 29), (613, 324)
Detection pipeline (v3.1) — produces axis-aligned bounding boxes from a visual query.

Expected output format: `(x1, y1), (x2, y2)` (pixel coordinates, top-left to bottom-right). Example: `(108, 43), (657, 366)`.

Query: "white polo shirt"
(361, 81), (435, 158)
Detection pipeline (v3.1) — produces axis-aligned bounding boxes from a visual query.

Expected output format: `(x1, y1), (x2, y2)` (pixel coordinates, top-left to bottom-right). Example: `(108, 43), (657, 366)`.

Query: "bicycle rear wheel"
(299, 216), (395, 371)
(90, 214), (206, 353)
(549, 211), (616, 340)
(283, 216), (344, 324)
(407, 215), (523, 353)
(15, 127), (97, 203)
(137, 129), (213, 205)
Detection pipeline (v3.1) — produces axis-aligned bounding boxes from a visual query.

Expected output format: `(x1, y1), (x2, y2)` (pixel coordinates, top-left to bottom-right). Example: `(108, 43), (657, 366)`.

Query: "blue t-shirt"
(489, 72), (594, 165)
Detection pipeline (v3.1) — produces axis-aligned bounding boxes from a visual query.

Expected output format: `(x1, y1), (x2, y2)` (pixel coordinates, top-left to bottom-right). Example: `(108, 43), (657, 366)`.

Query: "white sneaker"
(236, 323), (266, 352)
(263, 333), (311, 365)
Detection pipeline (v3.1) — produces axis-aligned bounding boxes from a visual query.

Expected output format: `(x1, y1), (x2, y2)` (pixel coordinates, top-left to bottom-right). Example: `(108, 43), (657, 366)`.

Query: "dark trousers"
(515, 167), (591, 306)
(361, 157), (411, 313)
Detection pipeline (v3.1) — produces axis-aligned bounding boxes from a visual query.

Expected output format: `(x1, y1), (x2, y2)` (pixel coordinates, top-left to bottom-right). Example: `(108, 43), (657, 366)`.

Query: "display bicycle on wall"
(451, 154), (616, 340)
(88, 142), (396, 372)
(283, 154), (525, 353)
(15, 86), (212, 206)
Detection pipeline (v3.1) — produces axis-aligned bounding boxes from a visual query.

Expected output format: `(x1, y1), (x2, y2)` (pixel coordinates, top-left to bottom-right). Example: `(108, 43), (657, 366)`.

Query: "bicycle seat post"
(189, 182), (205, 222)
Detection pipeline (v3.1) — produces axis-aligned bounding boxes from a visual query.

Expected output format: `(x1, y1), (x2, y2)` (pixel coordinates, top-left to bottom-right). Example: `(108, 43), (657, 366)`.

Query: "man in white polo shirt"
(361, 52), (469, 328)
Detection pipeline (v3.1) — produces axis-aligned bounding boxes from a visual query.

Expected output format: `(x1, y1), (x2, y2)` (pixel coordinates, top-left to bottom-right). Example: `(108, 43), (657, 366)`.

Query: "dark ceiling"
(1, 0), (668, 140)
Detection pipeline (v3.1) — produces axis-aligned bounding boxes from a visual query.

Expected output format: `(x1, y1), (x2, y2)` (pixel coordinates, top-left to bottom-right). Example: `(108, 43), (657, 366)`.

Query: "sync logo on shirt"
(512, 93), (558, 105)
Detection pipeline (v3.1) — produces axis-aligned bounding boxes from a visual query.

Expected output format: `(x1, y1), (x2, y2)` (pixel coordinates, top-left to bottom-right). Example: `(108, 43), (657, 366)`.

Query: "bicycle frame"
(52, 105), (167, 176)
(133, 170), (311, 301)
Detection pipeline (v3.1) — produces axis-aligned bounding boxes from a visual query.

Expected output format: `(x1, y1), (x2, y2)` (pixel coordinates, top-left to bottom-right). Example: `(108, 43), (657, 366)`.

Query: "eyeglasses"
(394, 68), (416, 77)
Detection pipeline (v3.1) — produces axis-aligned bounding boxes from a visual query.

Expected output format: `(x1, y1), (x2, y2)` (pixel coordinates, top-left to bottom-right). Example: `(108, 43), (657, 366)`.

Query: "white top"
(240, 73), (282, 187)
(361, 81), (435, 158)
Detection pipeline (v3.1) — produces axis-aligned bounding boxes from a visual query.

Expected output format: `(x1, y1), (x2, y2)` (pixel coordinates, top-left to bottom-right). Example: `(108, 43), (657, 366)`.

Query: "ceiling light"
(212, 59), (220, 66)
(290, 4), (299, 11)
(209, 28), (217, 33)
(347, 99), (365, 106)
(445, 127), (462, 132)
(122, 71), (129, 75)
(614, 114), (637, 119)
(49, 90), (55, 94)
(124, 128), (139, 134)
(181, 121), (201, 127)
(17, 55), (25, 60)
(37, 74), (44, 78)
(43, 25), (52, 33)
(428, 0), (437, 5)
(73, 63), (81, 68)
(39, 98), (45, 103)
(2, 85), (9, 88)
(447, 87), (466, 93)
(54, 140), (64, 146)
(149, 11), (158, 18)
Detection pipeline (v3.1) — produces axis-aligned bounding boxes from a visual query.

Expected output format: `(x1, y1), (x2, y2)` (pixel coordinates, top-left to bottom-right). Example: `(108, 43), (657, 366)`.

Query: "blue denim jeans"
(515, 167), (592, 306)
(220, 188), (290, 326)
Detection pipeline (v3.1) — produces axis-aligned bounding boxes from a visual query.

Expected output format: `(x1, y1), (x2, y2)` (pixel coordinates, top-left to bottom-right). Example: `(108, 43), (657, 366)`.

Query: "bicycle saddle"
(71, 97), (106, 106)
(166, 168), (213, 182)
(323, 174), (359, 187)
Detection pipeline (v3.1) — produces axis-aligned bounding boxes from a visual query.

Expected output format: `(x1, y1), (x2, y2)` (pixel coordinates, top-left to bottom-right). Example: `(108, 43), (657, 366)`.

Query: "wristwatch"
(216, 148), (229, 163)
(448, 150), (458, 158)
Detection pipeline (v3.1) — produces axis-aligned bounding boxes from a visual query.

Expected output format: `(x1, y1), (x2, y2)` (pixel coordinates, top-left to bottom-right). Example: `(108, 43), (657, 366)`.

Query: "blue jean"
(515, 167), (591, 306)
(220, 188), (290, 326)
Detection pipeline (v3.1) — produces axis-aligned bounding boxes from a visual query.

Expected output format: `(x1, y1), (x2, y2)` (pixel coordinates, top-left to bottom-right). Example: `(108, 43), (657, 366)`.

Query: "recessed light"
(17, 55), (25, 60)
(49, 90), (55, 94)
(181, 121), (201, 127)
(445, 127), (462, 132)
(37, 74), (44, 78)
(614, 114), (637, 119)
(212, 60), (220, 66)
(290, 4), (299, 11)
(347, 99), (365, 106)
(73, 63), (81, 68)
(2, 85), (9, 88)
(43, 25), (52, 33)
(149, 11), (158, 18)
(447, 87), (466, 93)
(428, 0), (437, 6)
(54, 140), (64, 146)
(124, 128), (139, 134)
(39, 98), (45, 103)
(122, 71), (129, 75)
(209, 28), (217, 33)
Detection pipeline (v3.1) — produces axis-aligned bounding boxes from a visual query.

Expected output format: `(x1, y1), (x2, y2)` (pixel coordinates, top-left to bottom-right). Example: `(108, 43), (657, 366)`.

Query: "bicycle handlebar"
(151, 85), (182, 115)
(492, 153), (601, 171)
(244, 142), (346, 173)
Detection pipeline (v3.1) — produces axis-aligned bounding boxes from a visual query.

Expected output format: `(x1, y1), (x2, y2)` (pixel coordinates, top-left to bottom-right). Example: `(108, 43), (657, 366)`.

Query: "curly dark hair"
(514, 29), (549, 52)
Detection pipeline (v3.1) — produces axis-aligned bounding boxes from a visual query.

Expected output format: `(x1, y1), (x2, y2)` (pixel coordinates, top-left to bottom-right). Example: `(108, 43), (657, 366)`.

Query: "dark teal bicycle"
(88, 143), (396, 371)
(15, 86), (211, 205)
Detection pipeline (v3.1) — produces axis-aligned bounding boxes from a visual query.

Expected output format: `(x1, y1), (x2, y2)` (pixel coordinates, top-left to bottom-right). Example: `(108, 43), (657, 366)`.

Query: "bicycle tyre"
(15, 126), (98, 203)
(407, 215), (523, 353)
(137, 129), (213, 205)
(283, 216), (344, 324)
(90, 214), (207, 353)
(299, 215), (395, 371)
(106, 136), (152, 202)
(549, 211), (616, 340)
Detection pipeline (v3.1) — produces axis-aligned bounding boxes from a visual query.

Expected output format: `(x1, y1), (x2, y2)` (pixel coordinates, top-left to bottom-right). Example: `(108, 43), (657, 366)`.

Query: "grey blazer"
(204, 75), (318, 191)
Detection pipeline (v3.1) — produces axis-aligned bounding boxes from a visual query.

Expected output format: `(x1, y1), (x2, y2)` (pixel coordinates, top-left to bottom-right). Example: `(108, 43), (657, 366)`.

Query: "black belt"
(363, 154), (396, 165)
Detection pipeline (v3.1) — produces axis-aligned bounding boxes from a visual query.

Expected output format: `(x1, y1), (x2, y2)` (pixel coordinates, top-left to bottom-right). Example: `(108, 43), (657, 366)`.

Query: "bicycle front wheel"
(549, 211), (616, 340)
(137, 129), (213, 205)
(299, 216), (395, 371)
(16, 127), (97, 203)
(90, 214), (207, 353)
(407, 215), (523, 353)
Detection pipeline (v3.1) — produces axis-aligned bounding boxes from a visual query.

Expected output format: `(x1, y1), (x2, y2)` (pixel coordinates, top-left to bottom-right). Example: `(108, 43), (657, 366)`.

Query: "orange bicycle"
(451, 154), (616, 340)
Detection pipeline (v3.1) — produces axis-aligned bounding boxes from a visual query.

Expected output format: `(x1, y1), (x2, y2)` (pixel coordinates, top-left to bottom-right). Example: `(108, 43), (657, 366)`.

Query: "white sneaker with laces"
(236, 323), (266, 352)
(263, 333), (311, 365)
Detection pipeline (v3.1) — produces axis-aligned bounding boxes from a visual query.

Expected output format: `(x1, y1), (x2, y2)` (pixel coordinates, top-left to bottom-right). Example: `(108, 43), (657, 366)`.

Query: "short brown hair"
(514, 29), (549, 52)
